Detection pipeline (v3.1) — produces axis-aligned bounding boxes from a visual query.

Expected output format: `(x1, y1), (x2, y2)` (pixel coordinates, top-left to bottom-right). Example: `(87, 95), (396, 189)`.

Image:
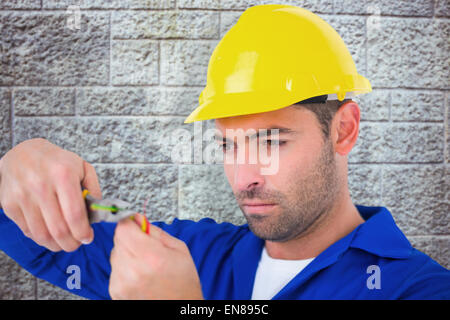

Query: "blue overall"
(0, 205), (449, 299)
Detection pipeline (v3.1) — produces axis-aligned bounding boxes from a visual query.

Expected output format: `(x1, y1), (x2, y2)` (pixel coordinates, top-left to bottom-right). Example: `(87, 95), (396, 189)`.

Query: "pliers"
(82, 189), (150, 234)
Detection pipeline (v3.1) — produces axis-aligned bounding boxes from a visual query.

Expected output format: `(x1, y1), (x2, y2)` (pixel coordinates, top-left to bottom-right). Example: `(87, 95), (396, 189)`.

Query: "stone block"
(348, 164), (382, 206)
(179, 164), (245, 225)
(178, 0), (220, 9)
(409, 236), (450, 269)
(37, 279), (84, 300)
(391, 90), (444, 121)
(367, 18), (449, 89)
(111, 40), (159, 85)
(0, 12), (109, 86)
(334, 0), (434, 16)
(14, 117), (191, 164)
(0, 251), (36, 300)
(94, 164), (178, 223)
(76, 87), (201, 116)
(0, 89), (11, 158)
(351, 123), (444, 163)
(14, 88), (75, 116)
(353, 89), (390, 121)
(161, 40), (218, 86)
(382, 165), (448, 235)
(42, 0), (175, 9)
(112, 11), (219, 39)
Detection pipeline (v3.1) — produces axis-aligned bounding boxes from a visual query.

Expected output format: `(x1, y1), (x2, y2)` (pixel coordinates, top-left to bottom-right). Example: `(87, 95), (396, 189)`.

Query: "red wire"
(142, 196), (150, 235)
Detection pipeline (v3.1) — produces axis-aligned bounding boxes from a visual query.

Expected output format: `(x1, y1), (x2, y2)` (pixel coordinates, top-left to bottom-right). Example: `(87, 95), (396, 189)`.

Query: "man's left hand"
(109, 213), (204, 300)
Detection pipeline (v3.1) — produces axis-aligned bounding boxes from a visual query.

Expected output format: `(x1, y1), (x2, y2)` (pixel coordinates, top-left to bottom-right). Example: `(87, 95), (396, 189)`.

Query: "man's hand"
(0, 138), (102, 252)
(109, 213), (204, 300)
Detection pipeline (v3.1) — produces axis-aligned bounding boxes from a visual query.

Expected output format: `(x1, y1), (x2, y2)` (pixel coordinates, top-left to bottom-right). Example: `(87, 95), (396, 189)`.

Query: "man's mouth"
(241, 201), (277, 214)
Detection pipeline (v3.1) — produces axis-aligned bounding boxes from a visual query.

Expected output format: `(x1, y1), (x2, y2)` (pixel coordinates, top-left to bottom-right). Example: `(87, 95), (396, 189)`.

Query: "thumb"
(81, 160), (102, 199)
(149, 223), (186, 251)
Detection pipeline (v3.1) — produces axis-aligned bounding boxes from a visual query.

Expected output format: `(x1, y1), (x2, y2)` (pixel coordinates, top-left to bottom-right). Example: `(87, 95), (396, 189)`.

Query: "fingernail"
(81, 230), (94, 244)
(81, 238), (92, 245)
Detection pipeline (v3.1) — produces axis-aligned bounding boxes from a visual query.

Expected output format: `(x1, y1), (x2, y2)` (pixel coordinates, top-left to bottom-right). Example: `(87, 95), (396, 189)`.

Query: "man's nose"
(233, 162), (265, 192)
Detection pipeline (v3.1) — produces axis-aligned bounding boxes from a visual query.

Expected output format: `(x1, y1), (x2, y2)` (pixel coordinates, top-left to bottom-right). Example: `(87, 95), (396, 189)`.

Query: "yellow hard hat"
(184, 4), (372, 123)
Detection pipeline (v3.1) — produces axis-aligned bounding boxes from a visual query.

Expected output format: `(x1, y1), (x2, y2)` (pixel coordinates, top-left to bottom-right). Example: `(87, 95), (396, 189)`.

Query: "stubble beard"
(237, 138), (340, 242)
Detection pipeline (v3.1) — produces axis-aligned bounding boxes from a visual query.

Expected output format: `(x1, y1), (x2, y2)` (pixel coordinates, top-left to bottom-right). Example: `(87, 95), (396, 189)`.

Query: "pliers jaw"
(83, 190), (136, 223)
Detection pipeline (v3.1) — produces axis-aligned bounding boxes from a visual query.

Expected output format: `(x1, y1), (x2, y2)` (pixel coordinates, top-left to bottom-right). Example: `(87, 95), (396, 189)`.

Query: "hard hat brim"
(184, 74), (371, 123)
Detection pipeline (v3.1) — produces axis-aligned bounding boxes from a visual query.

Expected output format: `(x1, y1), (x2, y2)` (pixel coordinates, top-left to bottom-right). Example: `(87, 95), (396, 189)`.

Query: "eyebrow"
(215, 127), (297, 143)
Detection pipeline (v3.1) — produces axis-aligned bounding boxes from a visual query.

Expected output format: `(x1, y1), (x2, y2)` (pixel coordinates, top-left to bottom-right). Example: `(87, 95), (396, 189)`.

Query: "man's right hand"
(0, 138), (102, 252)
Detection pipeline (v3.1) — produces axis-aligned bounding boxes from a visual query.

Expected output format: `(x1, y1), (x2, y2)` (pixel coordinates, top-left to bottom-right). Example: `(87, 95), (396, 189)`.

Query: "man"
(0, 5), (448, 300)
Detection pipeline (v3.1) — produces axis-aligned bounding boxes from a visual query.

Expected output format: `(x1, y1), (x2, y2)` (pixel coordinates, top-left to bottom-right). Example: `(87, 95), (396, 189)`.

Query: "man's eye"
(262, 140), (286, 146)
(221, 143), (234, 151)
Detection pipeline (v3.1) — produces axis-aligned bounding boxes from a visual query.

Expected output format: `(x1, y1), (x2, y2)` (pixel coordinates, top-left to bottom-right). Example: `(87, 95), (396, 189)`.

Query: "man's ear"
(332, 101), (360, 156)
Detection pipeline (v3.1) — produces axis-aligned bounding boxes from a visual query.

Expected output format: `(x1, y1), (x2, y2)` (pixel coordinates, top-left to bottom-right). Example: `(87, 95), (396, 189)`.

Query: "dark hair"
(294, 95), (350, 139)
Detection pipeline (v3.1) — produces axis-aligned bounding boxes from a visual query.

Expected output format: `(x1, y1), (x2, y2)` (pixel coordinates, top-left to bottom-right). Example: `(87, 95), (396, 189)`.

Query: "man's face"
(215, 105), (340, 242)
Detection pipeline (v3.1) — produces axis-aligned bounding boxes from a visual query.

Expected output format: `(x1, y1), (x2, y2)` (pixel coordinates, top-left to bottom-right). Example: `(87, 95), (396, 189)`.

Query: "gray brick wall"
(0, 0), (448, 299)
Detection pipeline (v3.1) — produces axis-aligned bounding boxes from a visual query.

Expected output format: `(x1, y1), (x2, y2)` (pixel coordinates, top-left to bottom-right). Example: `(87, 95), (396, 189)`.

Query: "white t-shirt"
(251, 247), (315, 300)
